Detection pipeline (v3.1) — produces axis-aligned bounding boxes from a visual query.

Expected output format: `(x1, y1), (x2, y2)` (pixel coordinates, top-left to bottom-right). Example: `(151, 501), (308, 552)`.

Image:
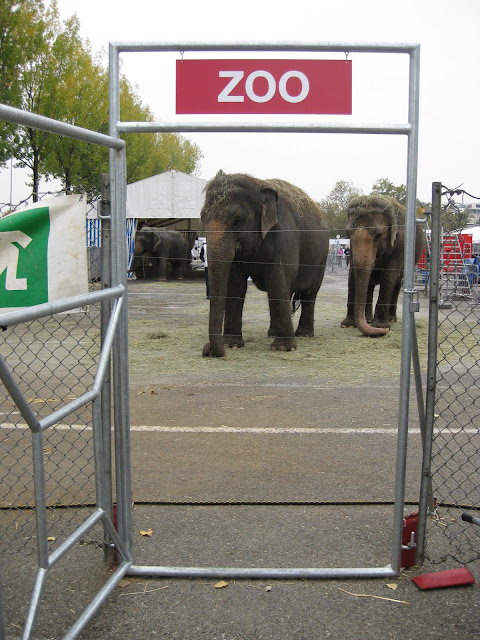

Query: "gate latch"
(404, 288), (420, 313)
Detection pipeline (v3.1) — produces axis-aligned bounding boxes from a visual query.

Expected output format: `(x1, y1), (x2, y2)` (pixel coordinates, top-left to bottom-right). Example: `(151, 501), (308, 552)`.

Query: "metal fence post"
(416, 182), (442, 563)
(99, 173), (115, 564)
(390, 43), (421, 575)
(109, 47), (134, 552)
(0, 573), (4, 640)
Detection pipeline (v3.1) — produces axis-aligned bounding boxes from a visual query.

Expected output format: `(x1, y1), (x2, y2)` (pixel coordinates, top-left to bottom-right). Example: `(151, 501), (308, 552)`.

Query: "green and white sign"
(0, 195), (88, 312)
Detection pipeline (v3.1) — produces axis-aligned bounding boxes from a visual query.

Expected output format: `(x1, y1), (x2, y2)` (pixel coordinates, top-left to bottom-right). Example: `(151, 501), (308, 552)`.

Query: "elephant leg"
(372, 278), (397, 328)
(156, 256), (167, 281)
(295, 291), (317, 337)
(267, 273), (296, 351)
(223, 269), (247, 349)
(388, 279), (402, 323)
(296, 265), (325, 337)
(171, 260), (184, 280)
(341, 265), (357, 328)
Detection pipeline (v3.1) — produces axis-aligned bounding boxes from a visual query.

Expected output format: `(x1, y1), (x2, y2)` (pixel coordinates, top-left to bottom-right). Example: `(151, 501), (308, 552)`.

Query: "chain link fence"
(0, 297), (103, 555)
(422, 184), (480, 565)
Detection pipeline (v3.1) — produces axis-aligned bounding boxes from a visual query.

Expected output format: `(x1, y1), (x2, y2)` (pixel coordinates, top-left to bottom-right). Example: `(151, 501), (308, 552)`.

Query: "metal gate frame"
(108, 40), (422, 581)
(0, 104), (133, 640)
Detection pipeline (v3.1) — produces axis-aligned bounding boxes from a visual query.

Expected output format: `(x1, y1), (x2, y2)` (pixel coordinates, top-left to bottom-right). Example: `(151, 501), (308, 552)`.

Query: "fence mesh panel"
(425, 261), (480, 564)
(0, 303), (102, 555)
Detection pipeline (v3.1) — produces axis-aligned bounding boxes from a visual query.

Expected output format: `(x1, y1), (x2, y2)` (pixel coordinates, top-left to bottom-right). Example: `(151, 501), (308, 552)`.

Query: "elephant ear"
(385, 204), (399, 247)
(151, 233), (163, 252)
(390, 212), (398, 247)
(260, 187), (278, 239)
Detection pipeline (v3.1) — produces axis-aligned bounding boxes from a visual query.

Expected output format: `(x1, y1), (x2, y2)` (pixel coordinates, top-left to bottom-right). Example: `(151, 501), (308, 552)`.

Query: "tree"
(371, 177), (426, 211)
(371, 178), (407, 205)
(9, 1), (61, 200)
(0, 0), (48, 165)
(40, 15), (110, 195)
(319, 180), (363, 238)
(148, 133), (202, 178)
(8, 2), (203, 201)
(41, 65), (203, 195)
(441, 191), (471, 232)
(119, 77), (203, 184)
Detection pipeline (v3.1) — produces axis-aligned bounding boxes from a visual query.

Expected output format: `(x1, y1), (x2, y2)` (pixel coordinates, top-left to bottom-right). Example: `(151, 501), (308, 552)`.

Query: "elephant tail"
(291, 292), (302, 315)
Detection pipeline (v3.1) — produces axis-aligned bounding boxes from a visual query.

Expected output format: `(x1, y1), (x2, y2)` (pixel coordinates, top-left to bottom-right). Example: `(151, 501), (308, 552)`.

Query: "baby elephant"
(341, 195), (424, 337)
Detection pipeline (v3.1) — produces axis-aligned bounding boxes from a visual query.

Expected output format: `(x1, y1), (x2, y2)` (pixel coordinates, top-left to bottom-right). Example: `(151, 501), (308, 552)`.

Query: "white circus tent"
(87, 170), (207, 278)
(125, 170), (206, 228)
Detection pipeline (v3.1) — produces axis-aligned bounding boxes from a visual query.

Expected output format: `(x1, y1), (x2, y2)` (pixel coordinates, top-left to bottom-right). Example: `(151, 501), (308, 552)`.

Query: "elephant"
(131, 226), (190, 281)
(340, 195), (425, 337)
(200, 173), (330, 357)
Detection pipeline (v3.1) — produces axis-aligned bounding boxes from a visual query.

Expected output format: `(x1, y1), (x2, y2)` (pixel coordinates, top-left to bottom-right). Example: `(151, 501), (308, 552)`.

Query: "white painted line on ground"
(2, 423), (479, 435)
(132, 425), (407, 434)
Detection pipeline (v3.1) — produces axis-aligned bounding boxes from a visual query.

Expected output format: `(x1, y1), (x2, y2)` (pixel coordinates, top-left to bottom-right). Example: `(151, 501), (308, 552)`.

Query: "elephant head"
(345, 195), (404, 337)
(201, 173), (279, 357)
(133, 226), (161, 257)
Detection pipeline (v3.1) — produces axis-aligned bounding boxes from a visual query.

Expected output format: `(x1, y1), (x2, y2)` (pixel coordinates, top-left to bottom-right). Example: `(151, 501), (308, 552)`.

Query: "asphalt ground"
(2, 268), (479, 639)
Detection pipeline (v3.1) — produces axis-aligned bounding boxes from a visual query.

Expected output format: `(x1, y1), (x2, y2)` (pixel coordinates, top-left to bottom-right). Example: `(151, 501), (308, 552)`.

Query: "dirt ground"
(124, 268), (433, 510)
(4, 267), (480, 640)
(127, 267), (430, 417)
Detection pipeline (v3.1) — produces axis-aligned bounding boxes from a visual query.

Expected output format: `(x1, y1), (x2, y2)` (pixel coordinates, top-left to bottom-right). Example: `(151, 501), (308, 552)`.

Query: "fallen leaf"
(117, 579), (133, 588)
(215, 581), (228, 589)
(140, 528), (153, 537)
(47, 536), (56, 542)
(386, 583), (398, 591)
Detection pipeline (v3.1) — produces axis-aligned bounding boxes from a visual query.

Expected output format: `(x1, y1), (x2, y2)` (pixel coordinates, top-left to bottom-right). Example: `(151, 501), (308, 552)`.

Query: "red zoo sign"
(176, 60), (352, 115)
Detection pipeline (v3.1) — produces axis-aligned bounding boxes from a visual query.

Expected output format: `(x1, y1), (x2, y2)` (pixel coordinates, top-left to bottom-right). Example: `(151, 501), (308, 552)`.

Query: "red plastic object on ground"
(401, 511), (419, 568)
(412, 568), (475, 590)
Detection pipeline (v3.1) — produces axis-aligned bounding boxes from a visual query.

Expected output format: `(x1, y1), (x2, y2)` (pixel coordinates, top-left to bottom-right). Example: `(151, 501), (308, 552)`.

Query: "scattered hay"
(147, 331), (168, 340)
(127, 283), (431, 387)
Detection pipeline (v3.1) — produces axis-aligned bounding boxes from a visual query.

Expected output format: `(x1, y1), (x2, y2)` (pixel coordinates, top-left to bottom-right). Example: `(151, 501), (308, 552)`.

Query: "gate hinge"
(404, 288), (420, 312)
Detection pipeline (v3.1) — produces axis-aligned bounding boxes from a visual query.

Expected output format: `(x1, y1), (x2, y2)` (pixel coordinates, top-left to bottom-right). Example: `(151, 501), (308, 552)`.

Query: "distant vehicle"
(191, 237), (206, 269)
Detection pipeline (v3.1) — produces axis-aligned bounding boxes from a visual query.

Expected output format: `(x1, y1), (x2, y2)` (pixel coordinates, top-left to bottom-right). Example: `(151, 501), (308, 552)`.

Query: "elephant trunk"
(352, 265), (388, 337)
(350, 231), (389, 338)
(202, 222), (236, 357)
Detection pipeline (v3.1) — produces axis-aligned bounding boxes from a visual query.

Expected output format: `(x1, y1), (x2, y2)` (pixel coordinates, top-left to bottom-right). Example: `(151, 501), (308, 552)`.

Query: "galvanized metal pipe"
(390, 43), (420, 576)
(63, 560), (133, 640)
(39, 389), (99, 432)
(0, 103), (125, 149)
(411, 322), (434, 509)
(127, 564), (397, 580)
(0, 355), (41, 432)
(100, 173), (115, 564)
(117, 121), (411, 135)
(0, 284), (124, 328)
(21, 568), (47, 640)
(0, 574), (5, 640)
(416, 182), (442, 563)
(93, 296), (124, 393)
(112, 40), (419, 54)
(48, 509), (105, 569)
(109, 48), (135, 557)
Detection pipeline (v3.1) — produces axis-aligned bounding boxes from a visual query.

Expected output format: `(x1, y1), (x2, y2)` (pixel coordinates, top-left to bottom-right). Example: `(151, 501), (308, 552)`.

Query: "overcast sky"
(2, 0), (479, 206)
